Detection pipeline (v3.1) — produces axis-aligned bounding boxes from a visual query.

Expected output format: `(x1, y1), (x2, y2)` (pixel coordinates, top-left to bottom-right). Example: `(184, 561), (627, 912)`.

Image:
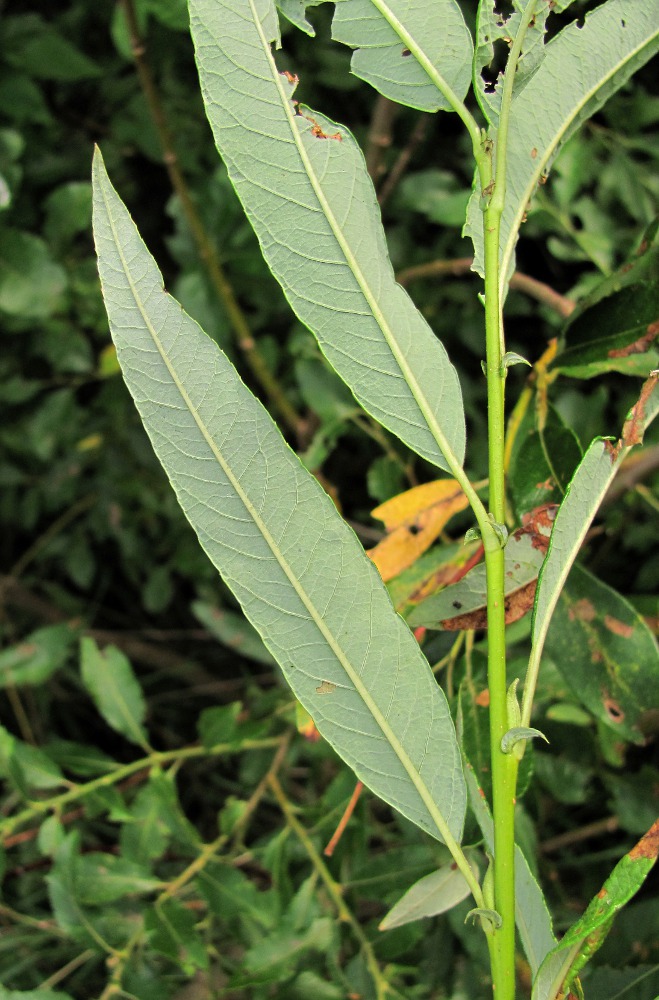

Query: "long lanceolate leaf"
(467, 0), (659, 289)
(523, 374), (658, 726)
(189, 0), (465, 473)
(92, 149), (467, 846)
(532, 820), (659, 1000)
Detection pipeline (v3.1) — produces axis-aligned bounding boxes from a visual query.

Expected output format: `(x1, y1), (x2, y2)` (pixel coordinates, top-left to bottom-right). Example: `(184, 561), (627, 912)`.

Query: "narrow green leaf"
(565, 218), (659, 324)
(0, 725), (66, 794)
(532, 820), (659, 1000)
(145, 899), (209, 974)
(243, 918), (334, 980)
(465, 906), (502, 930)
(473, 0), (576, 126)
(329, 0), (473, 113)
(528, 374), (658, 717)
(189, 0), (465, 472)
(74, 853), (162, 905)
(464, 761), (556, 977)
(500, 726), (548, 757)
(79, 637), (150, 750)
(509, 419), (582, 519)
(379, 857), (476, 930)
(92, 149), (466, 845)
(467, 1), (659, 291)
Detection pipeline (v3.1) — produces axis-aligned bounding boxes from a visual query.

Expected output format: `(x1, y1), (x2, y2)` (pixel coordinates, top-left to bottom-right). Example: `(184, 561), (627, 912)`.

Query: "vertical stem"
(479, 5), (539, 995)
(483, 180), (518, 999)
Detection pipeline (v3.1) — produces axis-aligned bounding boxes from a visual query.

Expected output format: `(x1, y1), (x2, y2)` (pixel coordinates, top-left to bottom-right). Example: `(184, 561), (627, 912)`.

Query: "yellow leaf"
(368, 480), (469, 582)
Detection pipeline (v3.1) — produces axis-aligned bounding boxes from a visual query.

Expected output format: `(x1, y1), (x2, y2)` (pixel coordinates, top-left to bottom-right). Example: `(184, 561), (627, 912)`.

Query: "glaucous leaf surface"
(278, 0), (473, 112)
(379, 857), (476, 930)
(92, 149), (466, 845)
(189, 0), (465, 471)
(473, 0), (576, 126)
(466, 0), (659, 291)
(329, 0), (473, 113)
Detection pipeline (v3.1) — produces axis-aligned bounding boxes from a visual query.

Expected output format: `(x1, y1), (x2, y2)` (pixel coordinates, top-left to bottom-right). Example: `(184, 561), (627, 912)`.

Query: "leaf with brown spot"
(533, 818), (659, 999)
(440, 579), (538, 632)
(387, 540), (482, 618)
(552, 282), (659, 379)
(608, 320), (658, 358)
(408, 530), (545, 630)
(621, 370), (658, 448)
(545, 565), (659, 743)
(604, 615), (634, 639)
(368, 478), (469, 582)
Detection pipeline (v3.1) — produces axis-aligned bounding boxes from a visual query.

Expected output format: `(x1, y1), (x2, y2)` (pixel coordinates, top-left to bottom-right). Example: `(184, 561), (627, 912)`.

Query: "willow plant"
(92, 1), (659, 997)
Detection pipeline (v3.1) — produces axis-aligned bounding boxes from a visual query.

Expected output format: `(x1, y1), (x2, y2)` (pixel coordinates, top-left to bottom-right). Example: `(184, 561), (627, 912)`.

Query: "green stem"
(479, 5), (539, 997)
(269, 773), (390, 1000)
(0, 737), (283, 843)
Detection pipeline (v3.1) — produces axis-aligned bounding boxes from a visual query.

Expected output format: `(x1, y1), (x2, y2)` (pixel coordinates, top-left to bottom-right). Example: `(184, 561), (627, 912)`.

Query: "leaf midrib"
(96, 158), (459, 848)
(368, 0), (469, 115)
(247, 0), (462, 475)
(500, 24), (659, 297)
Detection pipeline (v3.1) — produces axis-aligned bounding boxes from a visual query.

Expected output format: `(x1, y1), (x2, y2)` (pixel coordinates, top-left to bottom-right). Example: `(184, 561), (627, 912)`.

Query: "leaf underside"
(92, 148), (466, 845)
(189, 0), (465, 471)
(466, 1), (659, 292)
(330, 0), (473, 113)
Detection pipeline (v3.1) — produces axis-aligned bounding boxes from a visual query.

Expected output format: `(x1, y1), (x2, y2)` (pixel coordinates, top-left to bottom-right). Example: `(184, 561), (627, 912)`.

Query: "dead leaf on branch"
(368, 478), (469, 582)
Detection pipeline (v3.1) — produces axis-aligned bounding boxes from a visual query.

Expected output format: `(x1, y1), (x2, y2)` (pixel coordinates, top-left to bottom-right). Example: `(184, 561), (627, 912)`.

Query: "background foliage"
(0, 1), (657, 998)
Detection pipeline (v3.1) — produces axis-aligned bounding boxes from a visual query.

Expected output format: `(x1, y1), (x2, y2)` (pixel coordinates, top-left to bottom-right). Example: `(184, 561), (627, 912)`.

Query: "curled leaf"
(501, 726), (548, 758)
(465, 906), (502, 932)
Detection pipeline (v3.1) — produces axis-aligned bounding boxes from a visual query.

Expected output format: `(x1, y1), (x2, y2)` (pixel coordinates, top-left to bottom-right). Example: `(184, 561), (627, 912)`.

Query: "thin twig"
(396, 257), (475, 285)
(157, 733), (290, 903)
(37, 950), (97, 991)
(0, 574), (213, 684)
(396, 257), (576, 318)
(1, 737), (283, 844)
(365, 95), (399, 183)
(120, 0), (304, 439)
(509, 271), (575, 319)
(0, 494), (97, 612)
(540, 815), (620, 854)
(378, 114), (430, 208)
(324, 780), (364, 856)
(268, 773), (390, 1000)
